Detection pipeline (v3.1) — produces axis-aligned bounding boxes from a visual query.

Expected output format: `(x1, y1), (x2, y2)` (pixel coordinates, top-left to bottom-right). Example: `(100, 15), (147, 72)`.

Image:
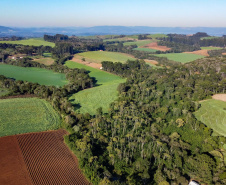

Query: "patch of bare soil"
(143, 42), (171, 51)
(71, 55), (102, 69)
(0, 130), (91, 185)
(212, 94), (226, 102)
(184, 50), (209, 56)
(0, 135), (33, 185)
(222, 53), (226, 55)
(144, 59), (158, 65)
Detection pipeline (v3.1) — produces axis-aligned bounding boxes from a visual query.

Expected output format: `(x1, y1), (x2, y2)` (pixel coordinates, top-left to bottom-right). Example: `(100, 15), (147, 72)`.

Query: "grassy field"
(0, 38), (55, 47)
(0, 98), (61, 137)
(33, 57), (55, 66)
(0, 88), (10, 97)
(76, 51), (135, 64)
(133, 48), (158, 52)
(148, 34), (168, 38)
(123, 40), (154, 47)
(201, 47), (222, 50)
(194, 99), (226, 137)
(153, 53), (205, 63)
(200, 36), (218, 40)
(65, 61), (125, 115)
(0, 64), (68, 87)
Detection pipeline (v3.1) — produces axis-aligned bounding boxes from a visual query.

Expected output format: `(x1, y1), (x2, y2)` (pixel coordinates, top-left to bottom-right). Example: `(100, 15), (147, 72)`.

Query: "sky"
(0, 0), (226, 27)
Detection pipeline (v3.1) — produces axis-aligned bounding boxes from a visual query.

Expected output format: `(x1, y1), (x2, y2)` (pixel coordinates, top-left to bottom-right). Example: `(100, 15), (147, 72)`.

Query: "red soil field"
(143, 42), (171, 51)
(222, 53), (226, 55)
(184, 50), (209, 56)
(0, 135), (33, 185)
(0, 130), (91, 185)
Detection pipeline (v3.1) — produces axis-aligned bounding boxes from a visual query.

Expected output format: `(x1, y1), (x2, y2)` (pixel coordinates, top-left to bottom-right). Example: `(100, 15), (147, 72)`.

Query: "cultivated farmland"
(0, 130), (90, 185)
(123, 40), (154, 47)
(0, 38), (55, 47)
(65, 61), (125, 115)
(194, 99), (226, 137)
(0, 64), (68, 86)
(0, 98), (61, 137)
(153, 53), (205, 63)
(133, 48), (158, 52)
(75, 51), (135, 64)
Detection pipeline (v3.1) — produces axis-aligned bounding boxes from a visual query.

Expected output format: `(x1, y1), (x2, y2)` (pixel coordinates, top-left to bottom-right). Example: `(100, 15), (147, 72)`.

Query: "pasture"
(194, 99), (226, 137)
(153, 53), (205, 63)
(201, 47), (222, 50)
(65, 61), (125, 115)
(0, 98), (61, 137)
(33, 57), (55, 65)
(200, 36), (218, 40)
(0, 64), (68, 87)
(149, 34), (168, 38)
(0, 38), (55, 47)
(76, 51), (135, 64)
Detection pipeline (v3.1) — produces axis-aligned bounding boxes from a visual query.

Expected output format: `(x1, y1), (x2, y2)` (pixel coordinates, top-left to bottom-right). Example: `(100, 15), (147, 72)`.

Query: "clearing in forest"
(194, 99), (226, 137)
(0, 64), (68, 87)
(0, 98), (61, 137)
(75, 51), (135, 64)
(153, 53), (205, 63)
(0, 38), (55, 47)
(143, 42), (171, 51)
(65, 61), (125, 115)
(123, 40), (154, 47)
(0, 130), (90, 185)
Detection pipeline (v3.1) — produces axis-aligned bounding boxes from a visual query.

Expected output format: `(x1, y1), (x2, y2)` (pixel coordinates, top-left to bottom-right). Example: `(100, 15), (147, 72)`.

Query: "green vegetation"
(201, 47), (222, 50)
(133, 47), (158, 52)
(123, 40), (154, 47)
(195, 99), (226, 137)
(33, 57), (55, 66)
(201, 36), (218, 40)
(0, 64), (68, 87)
(149, 34), (168, 38)
(76, 51), (135, 63)
(153, 53), (205, 63)
(0, 38), (55, 47)
(0, 98), (61, 137)
(65, 61), (125, 114)
(43, 52), (52, 57)
(0, 88), (10, 97)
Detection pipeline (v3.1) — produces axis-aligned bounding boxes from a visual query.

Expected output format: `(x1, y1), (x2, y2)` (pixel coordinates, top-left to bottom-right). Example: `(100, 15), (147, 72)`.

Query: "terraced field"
(75, 51), (135, 64)
(194, 99), (226, 137)
(65, 61), (125, 115)
(0, 98), (61, 137)
(0, 64), (68, 86)
(153, 53), (205, 63)
(0, 130), (90, 185)
(0, 38), (55, 47)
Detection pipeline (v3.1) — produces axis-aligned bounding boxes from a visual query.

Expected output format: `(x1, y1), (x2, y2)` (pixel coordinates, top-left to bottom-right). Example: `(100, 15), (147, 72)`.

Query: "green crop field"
(133, 48), (158, 52)
(201, 47), (222, 50)
(148, 34), (168, 38)
(123, 40), (154, 47)
(0, 38), (55, 47)
(76, 51), (135, 63)
(194, 99), (226, 137)
(153, 53), (205, 63)
(0, 98), (61, 137)
(0, 64), (68, 87)
(65, 61), (125, 115)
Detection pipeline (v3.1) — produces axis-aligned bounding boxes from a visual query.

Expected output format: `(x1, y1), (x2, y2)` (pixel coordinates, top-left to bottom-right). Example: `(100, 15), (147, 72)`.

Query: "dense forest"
(1, 34), (226, 184)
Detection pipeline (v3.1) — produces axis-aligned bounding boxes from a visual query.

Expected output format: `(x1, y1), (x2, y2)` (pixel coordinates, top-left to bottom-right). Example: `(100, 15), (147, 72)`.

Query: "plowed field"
(0, 130), (90, 185)
(143, 42), (171, 51)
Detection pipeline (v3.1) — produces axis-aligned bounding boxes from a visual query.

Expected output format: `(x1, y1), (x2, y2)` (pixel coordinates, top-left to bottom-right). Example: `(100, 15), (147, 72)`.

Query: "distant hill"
(1, 25), (226, 37)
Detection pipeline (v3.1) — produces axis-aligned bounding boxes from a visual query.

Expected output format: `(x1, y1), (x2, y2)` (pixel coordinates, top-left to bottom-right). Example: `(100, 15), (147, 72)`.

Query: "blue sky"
(0, 0), (226, 27)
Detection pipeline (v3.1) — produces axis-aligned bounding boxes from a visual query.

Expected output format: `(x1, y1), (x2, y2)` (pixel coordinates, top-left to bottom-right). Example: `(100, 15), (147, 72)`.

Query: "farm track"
(0, 130), (90, 185)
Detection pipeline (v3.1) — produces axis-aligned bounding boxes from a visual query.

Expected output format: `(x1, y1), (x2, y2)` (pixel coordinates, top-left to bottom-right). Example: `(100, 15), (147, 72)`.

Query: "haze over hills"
(1, 25), (226, 37)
